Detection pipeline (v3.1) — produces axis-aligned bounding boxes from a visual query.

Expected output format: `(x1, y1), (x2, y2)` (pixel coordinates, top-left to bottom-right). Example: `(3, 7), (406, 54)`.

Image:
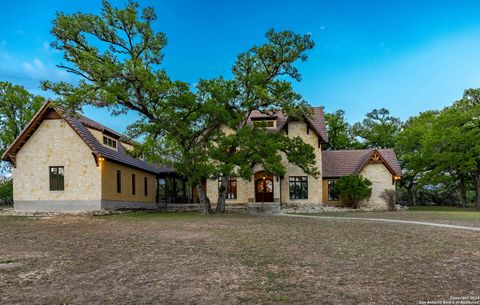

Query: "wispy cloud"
(42, 41), (50, 52)
(40, 41), (59, 54)
(21, 58), (47, 78)
(0, 44), (73, 93)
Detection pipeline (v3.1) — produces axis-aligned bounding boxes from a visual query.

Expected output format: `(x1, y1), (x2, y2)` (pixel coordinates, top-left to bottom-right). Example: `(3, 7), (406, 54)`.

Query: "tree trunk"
(216, 176), (228, 213)
(459, 177), (467, 208)
(406, 181), (414, 207)
(476, 168), (480, 210)
(196, 183), (213, 214)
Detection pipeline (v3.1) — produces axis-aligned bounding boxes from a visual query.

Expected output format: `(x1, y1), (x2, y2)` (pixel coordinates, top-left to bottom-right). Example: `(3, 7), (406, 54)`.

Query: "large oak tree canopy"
(43, 0), (319, 213)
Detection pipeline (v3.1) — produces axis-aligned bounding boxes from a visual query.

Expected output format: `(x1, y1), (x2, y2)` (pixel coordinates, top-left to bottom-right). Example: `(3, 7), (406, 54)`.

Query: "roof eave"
(1, 100), (54, 165)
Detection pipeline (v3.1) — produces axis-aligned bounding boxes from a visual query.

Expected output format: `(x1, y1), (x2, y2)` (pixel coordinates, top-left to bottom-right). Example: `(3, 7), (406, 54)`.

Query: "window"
(219, 177), (237, 199)
(116, 170), (122, 193)
(328, 180), (340, 201)
(49, 166), (64, 191)
(253, 120), (275, 128)
(144, 177), (148, 196)
(103, 135), (117, 149)
(289, 176), (308, 199)
(132, 174), (136, 195)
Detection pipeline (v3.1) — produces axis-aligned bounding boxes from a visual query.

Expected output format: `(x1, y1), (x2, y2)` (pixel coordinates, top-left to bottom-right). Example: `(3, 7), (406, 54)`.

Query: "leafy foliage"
(395, 111), (437, 205)
(0, 176), (13, 204)
(393, 88), (480, 208)
(379, 189), (398, 211)
(324, 110), (359, 150)
(197, 30), (317, 212)
(334, 175), (372, 209)
(44, 0), (319, 213)
(0, 82), (44, 171)
(352, 108), (402, 149)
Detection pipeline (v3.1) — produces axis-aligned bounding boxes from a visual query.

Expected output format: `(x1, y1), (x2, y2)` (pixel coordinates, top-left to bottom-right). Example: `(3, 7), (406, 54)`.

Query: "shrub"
(380, 189), (398, 211)
(0, 176), (13, 205)
(334, 175), (372, 209)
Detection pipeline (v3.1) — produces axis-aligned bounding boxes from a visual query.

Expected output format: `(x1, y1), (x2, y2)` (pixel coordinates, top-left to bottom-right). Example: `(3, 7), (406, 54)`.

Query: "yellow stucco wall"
(100, 160), (157, 203)
(322, 179), (342, 205)
(13, 119), (102, 201)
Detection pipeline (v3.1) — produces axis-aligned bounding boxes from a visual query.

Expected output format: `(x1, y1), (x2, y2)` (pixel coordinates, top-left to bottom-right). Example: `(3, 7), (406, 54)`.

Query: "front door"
(255, 178), (274, 202)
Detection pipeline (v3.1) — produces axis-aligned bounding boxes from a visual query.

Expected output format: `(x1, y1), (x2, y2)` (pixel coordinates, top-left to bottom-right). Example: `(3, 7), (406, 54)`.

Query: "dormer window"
(253, 119), (276, 128)
(103, 135), (117, 149)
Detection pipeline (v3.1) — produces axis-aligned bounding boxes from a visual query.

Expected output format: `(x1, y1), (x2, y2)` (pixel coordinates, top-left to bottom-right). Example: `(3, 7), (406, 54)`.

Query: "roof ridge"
(325, 148), (394, 152)
(74, 113), (125, 139)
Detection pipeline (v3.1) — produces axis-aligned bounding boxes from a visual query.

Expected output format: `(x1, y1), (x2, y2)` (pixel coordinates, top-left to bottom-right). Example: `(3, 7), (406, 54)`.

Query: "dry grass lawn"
(305, 206), (480, 227)
(0, 212), (479, 304)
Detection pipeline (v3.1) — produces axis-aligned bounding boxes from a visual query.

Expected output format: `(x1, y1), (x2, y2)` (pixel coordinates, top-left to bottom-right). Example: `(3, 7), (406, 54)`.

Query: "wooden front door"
(255, 178), (274, 202)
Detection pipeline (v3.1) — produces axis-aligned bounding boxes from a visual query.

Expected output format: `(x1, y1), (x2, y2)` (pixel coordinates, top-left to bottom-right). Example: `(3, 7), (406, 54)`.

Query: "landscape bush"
(334, 175), (372, 209)
(380, 189), (399, 211)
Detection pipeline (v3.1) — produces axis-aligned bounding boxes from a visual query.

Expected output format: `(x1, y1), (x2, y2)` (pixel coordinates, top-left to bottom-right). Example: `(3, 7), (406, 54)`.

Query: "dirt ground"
(306, 206), (480, 227)
(0, 212), (479, 304)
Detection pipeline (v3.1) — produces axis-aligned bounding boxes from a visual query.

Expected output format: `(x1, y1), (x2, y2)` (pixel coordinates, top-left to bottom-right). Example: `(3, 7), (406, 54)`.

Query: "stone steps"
(247, 202), (281, 214)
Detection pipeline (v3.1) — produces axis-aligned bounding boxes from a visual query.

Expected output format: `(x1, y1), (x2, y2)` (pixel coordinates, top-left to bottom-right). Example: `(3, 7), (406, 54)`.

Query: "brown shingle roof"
(77, 114), (124, 139)
(2, 101), (172, 175)
(247, 107), (328, 143)
(64, 114), (171, 174)
(322, 149), (402, 178)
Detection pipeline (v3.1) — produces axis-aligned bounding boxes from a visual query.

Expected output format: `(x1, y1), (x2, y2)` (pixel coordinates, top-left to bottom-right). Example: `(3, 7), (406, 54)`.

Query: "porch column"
(273, 175), (280, 203)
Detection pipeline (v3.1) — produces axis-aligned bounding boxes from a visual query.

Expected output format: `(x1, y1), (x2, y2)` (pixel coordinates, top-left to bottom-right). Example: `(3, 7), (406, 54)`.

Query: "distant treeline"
(324, 89), (480, 209)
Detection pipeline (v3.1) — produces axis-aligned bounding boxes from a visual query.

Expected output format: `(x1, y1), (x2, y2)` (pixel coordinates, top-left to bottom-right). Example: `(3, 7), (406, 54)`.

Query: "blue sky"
(2, 0), (480, 132)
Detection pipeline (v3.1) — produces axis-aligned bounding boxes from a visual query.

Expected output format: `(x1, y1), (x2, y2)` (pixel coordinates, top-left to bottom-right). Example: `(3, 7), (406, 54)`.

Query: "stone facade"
(8, 103), (401, 212)
(358, 163), (396, 209)
(322, 162), (397, 209)
(206, 120), (323, 208)
(12, 118), (158, 212)
(280, 121), (322, 206)
(13, 119), (102, 204)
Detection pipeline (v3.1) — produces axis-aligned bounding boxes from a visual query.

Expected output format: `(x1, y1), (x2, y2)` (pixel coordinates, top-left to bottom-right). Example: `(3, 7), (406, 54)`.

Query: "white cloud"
(0, 45), (73, 92)
(22, 58), (47, 78)
(41, 41), (58, 54)
(21, 57), (70, 82)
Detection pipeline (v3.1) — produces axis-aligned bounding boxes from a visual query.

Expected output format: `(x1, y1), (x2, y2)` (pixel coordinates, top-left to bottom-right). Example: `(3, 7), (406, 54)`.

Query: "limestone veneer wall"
(280, 121), (322, 206)
(13, 119), (102, 203)
(322, 164), (395, 209)
(206, 120), (323, 207)
(206, 177), (252, 205)
(358, 163), (395, 209)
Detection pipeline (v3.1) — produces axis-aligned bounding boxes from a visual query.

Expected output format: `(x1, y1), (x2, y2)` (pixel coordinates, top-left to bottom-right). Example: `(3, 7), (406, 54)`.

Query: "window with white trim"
(103, 135), (117, 149)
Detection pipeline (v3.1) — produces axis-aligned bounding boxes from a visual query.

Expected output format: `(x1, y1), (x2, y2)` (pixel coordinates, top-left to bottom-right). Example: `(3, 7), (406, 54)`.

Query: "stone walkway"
(281, 213), (480, 232)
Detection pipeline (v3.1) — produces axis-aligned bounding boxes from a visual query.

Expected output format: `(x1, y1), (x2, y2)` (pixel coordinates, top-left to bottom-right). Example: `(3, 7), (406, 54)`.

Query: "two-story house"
(205, 109), (402, 211)
(1, 101), (402, 212)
